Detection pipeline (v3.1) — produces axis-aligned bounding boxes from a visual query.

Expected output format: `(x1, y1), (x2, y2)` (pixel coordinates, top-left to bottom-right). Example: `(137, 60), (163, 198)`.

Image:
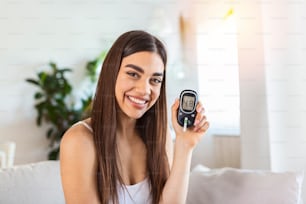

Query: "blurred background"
(0, 0), (306, 185)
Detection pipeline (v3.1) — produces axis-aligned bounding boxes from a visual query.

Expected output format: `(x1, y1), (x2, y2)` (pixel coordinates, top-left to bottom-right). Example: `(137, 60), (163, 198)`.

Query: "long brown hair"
(91, 30), (169, 204)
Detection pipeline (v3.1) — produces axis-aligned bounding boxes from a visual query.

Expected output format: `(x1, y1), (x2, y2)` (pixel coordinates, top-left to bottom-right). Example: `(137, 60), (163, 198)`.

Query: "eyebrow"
(125, 64), (164, 77)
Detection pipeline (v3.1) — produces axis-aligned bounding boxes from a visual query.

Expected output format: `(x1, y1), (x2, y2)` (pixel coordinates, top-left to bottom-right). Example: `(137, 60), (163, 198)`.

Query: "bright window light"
(197, 9), (240, 135)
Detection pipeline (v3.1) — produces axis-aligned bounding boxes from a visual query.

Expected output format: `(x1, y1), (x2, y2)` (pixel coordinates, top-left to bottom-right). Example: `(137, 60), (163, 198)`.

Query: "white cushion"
(192, 164), (211, 172)
(0, 161), (64, 204)
(187, 165), (304, 204)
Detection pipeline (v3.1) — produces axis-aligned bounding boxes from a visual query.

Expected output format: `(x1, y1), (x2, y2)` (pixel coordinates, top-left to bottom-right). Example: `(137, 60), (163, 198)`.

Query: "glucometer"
(177, 89), (198, 131)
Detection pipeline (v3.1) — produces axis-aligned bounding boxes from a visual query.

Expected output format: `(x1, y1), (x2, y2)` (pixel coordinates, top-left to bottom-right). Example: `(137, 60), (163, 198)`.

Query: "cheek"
(115, 79), (125, 101)
(115, 75), (129, 93)
(149, 89), (162, 109)
(152, 86), (162, 101)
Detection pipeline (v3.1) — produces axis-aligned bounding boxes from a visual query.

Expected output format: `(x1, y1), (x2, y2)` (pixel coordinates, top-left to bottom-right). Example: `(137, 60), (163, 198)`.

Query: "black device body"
(177, 89), (198, 128)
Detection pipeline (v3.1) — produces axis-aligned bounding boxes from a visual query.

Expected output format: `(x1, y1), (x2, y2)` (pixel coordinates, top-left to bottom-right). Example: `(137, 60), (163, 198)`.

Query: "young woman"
(60, 30), (209, 204)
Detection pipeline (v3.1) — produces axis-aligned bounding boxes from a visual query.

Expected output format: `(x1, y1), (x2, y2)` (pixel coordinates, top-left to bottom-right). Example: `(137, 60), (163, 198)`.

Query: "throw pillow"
(187, 165), (304, 204)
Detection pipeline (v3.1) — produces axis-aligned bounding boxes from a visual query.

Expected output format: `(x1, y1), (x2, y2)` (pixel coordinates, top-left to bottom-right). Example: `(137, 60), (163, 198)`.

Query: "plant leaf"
(34, 92), (44, 99)
(46, 128), (54, 139)
(25, 79), (39, 86)
(48, 147), (59, 160)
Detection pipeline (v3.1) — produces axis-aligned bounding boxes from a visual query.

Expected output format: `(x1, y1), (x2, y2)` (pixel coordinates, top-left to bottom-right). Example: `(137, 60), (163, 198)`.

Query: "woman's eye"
(127, 72), (139, 78)
(151, 78), (162, 84)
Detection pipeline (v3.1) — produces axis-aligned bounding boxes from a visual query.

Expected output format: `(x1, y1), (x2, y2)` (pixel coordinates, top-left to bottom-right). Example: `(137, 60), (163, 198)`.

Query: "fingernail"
(197, 107), (203, 113)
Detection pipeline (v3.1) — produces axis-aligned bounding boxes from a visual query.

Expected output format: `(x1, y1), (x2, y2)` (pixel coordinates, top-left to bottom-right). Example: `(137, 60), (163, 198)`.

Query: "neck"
(117, 112), (138, 139)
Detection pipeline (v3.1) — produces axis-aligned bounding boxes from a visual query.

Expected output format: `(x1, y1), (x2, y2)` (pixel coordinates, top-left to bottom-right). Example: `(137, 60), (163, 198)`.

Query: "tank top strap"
(76, 121), (93, 133)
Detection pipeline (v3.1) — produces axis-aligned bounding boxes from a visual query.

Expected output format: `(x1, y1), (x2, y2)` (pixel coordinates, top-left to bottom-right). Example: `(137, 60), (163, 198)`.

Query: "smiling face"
(115, 51), (165, 119)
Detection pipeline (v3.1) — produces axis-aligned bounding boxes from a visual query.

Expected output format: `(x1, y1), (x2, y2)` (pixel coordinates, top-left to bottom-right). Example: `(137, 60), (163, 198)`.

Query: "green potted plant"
(26, 52), (105, 160)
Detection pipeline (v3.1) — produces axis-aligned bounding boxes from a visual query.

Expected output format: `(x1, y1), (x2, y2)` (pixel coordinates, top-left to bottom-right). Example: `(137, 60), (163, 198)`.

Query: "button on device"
(188, 120), (192, 126)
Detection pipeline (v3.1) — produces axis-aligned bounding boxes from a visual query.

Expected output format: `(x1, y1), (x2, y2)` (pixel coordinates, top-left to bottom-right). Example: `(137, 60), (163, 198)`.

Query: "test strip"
(183, 117), (188, 132)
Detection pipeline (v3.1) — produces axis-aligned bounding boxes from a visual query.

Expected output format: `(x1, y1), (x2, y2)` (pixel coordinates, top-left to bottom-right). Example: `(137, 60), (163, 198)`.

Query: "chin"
(128, 112), (146, 120)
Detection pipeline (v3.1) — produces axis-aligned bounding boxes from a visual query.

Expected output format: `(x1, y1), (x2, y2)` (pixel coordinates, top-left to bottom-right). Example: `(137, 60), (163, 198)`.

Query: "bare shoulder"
(60, 122), (100, 204)
(60, 122), (95, 156)
(60, 121), (97, 175)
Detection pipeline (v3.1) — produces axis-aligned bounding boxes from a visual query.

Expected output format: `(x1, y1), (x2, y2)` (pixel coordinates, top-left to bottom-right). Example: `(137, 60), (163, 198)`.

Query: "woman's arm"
(161, 99), (209, 204)
(60, 125), (101, 204)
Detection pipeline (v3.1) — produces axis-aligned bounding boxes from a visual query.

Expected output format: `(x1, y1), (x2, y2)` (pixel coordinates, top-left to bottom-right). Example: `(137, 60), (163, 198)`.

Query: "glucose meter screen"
(182, 95), (195, 111)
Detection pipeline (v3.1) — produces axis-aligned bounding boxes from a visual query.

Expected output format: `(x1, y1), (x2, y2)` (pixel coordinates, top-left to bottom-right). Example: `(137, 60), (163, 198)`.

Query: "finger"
(194, 107), (205, 126)
(171, 98), (179, 122)
(193, 115), (207, 131)
(195, 121), (210, 133)
(194, 115), (207, 129)
(201, 121), (210, 132)
(196, 102), (205, 113)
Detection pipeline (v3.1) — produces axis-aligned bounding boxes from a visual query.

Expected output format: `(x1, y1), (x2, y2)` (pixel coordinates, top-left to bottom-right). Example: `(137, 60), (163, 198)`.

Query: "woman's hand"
(171, 98), (209, 149)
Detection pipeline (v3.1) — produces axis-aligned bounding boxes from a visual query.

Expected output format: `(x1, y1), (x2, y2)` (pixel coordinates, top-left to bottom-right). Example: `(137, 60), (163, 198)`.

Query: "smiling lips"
(127, 95), (148, 108)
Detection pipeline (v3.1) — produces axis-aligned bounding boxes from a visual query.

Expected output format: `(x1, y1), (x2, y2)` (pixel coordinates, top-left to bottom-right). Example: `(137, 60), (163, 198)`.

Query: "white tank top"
(76, 121), (152, 204)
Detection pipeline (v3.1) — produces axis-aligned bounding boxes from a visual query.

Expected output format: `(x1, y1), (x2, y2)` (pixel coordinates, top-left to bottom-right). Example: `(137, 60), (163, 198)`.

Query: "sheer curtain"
(236, 0), (306, 171)
(236, 1), (306, 201)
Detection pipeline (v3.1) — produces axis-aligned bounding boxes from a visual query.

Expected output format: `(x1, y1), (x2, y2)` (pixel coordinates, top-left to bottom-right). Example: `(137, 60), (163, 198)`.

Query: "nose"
(136, 79), (151, 95)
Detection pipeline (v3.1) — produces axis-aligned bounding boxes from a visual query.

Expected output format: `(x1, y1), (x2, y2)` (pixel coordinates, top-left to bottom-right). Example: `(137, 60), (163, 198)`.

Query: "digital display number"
(182, 95), (195, 111)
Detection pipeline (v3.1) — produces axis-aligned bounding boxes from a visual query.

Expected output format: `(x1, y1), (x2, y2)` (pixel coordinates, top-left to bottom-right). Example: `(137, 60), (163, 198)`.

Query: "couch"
(0, 161), (64, 204)
(0, 161), (304, 204)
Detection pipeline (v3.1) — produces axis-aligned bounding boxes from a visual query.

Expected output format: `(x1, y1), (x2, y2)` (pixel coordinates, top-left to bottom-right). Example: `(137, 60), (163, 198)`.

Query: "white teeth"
(128, 96), (146, 104)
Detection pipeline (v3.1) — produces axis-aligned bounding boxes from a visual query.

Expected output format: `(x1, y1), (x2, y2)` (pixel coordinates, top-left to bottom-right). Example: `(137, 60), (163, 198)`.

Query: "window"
(196, 9), (240, 135)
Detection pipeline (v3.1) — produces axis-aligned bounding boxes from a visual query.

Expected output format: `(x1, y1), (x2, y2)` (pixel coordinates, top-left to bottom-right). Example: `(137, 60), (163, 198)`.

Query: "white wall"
(0, 0), (184, 164)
